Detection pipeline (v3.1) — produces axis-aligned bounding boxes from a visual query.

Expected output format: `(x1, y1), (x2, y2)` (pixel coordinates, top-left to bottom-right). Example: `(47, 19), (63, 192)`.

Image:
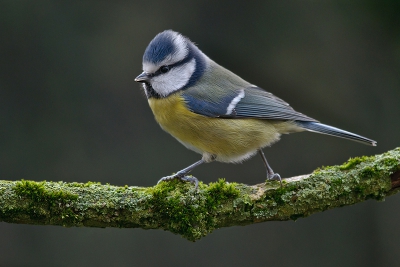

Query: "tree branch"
(1, 148), (399, 241)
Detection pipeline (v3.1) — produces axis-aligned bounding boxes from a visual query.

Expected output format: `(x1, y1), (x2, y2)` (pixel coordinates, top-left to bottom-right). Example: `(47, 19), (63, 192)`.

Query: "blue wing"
(234, 86), (316, 121)
(182, 89), (240, 117)
(182, 85), (317, 122)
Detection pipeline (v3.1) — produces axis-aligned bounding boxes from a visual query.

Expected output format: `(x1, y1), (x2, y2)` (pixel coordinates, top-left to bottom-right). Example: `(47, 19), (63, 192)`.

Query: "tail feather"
(296, 121), (377, 146)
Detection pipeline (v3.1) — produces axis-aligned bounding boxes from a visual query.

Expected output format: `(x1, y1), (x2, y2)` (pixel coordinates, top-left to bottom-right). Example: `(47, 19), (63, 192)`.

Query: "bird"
(134, 30), (377, 188)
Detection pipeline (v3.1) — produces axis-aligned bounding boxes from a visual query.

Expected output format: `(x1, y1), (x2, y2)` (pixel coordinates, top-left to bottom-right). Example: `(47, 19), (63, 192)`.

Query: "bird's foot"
(267, 172), (283, 187)
(157, 172), (199, 189)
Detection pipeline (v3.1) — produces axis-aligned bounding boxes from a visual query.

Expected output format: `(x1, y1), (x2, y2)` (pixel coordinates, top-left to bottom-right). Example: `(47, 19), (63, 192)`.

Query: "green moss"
(359, 166), (378, 179)
(143, 178), (240, 241)
(14, 180), (78, 202)
(266, 184), (298, 205)
(1, 147), (397, 241)
(339, 156), (371, 170)
(353, 184), (367, 195)
(145, 181), (202, 240)
(82, 181), (102, 187)
(320, 165), (337, 171)
(206, 178), (239, 203)
(69, 181), (102, 187)
(329, 177), (343, 187)
(12, 180), (79, 225)
(379, 157), (399, 170)
(13, 180), (46, 202)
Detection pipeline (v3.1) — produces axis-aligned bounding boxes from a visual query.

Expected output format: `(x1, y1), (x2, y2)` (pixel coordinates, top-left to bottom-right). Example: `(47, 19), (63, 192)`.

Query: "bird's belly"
(148, 94), (282, 163)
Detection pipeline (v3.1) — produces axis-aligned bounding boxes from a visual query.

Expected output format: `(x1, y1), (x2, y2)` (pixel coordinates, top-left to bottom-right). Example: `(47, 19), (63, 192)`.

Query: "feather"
(297, 121), (377, 146)
(182, 60), (317, 122)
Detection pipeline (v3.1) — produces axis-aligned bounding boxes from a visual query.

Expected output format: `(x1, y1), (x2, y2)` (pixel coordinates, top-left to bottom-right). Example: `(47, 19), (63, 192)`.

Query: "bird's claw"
(157, 174), (199, 190)
(267, 172), (283, 187)
(180, 176), (199, 189)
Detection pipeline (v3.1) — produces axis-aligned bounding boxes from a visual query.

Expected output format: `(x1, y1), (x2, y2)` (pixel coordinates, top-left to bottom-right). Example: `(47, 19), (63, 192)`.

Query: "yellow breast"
(148, 93), (283, 163)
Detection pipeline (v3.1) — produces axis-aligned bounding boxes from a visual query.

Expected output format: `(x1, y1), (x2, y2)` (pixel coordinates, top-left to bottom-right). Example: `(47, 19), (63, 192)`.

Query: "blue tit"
(135, 30), (377, 188)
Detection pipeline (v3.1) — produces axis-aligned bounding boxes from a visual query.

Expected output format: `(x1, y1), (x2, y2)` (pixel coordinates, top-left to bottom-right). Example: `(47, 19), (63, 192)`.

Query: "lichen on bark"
(0, 148), (399, 241)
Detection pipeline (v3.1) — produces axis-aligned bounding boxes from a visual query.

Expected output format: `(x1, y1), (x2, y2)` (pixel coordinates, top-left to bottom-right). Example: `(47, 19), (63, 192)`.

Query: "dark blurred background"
(1, 1), (399, 266)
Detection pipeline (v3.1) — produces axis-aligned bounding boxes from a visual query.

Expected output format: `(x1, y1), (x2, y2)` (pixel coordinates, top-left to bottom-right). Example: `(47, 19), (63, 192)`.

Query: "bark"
(1, 148), (399, 241)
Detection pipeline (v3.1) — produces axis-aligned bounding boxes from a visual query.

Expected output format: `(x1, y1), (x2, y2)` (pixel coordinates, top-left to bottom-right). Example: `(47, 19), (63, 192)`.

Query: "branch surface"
(1, 148), (399, 241)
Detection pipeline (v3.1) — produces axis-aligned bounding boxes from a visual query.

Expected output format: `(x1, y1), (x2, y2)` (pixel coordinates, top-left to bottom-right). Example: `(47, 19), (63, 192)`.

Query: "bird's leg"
(158, 159), (206, 189)
(258, 149), (282, 186)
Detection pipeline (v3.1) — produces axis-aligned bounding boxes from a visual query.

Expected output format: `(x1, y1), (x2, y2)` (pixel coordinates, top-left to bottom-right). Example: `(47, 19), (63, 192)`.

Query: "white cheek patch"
(151, 58), (196, 97)
(226, 89), (245, 115)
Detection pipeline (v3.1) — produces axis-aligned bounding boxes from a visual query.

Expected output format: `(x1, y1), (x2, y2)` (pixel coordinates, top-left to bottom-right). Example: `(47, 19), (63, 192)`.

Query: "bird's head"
(135, 30), (207, 98)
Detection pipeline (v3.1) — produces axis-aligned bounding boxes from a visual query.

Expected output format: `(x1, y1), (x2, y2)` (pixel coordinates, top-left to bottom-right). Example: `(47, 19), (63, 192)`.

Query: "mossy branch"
(1, 148), (400, 241)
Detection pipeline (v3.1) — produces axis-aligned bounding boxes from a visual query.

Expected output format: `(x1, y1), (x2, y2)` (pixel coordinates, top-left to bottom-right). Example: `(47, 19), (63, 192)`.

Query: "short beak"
(135, 72), (150, 83)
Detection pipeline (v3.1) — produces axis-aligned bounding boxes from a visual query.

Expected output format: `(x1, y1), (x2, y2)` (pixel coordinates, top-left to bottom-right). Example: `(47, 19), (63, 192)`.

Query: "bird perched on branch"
(135, 30), (376, 188)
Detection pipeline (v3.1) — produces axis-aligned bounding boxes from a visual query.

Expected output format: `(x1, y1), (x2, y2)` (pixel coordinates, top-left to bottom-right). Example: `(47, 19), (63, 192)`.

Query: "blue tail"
(296, 121), (377, 146)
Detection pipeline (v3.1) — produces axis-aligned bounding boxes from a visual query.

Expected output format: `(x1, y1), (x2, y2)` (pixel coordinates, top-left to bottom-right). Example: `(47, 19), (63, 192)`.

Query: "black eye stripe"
(153, 65), (170, 76)
(151, 55), (193, 77)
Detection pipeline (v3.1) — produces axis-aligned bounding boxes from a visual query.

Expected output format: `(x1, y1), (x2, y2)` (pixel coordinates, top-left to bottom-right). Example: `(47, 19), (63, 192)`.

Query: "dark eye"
(160, 65), (170, 73)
